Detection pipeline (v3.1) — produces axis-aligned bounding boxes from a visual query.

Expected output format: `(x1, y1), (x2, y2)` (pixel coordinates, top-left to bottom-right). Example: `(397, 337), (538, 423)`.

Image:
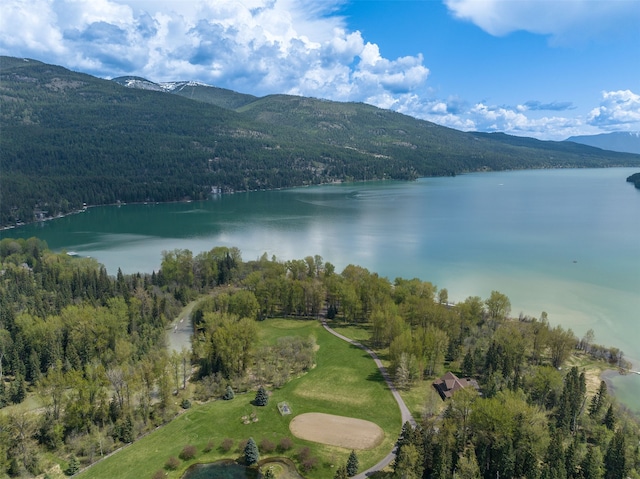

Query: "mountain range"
(2, 55), (640, 228)
(565, 132), (640, 155)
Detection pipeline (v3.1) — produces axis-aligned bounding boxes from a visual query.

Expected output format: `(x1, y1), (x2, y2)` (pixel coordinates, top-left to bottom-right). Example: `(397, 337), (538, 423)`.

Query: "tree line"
(0, 237), (638, 478)
(154, 244), (638, 479)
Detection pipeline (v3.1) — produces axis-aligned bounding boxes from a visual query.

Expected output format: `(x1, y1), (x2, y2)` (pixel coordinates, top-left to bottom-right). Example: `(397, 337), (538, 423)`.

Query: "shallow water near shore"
(602, 370), (640, 417)
(3, 167), (640, 412)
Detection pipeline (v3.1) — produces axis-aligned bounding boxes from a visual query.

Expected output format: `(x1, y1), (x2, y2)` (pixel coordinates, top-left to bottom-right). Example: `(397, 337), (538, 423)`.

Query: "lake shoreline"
(0, 178), (355, 231)
(5, 164), (635, 231)
(565, 353), (640, 420)
(601, 368), (640, 418)
(3, 168), (638, 417)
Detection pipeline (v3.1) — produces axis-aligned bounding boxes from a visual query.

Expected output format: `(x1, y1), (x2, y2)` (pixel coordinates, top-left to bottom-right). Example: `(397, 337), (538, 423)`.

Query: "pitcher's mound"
(289, 413), (384, 450)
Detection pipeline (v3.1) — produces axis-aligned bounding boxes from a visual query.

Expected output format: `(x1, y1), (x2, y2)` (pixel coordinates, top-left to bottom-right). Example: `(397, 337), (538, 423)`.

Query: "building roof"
(432, 371), (479, 400)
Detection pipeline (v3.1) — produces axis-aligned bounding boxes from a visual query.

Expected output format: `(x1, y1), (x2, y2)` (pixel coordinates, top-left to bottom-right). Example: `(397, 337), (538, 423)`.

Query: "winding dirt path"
(320, 319), (416, 478)
(167, 299), (199, 353)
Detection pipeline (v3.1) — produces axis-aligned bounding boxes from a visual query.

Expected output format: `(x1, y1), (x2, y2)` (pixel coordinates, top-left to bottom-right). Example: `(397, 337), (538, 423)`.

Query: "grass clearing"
(80, 319), (401, 479)
(397, 379), (445, 421)
(329, 323), (445, 421)
(0, 394), (43, 416)
(326, 322), (373, 345)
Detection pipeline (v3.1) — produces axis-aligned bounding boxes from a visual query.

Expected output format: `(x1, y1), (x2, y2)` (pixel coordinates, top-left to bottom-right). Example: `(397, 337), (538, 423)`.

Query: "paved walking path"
(321, 320), (416, 478)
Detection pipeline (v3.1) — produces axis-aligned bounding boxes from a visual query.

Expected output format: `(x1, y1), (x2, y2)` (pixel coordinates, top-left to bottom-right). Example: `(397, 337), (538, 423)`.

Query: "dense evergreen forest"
(0, 237), (638, 479)
(3, 55), (640, 228)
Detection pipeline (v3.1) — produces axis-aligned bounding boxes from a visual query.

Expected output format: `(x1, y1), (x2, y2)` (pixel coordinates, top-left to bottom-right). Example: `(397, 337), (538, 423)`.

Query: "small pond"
(181, 461), (259, 479)
(181, 458), (305, 479)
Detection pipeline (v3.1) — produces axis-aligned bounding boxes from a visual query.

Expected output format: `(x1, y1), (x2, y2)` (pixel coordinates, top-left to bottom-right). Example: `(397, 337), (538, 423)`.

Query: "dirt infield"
(289, 413), (384, 450)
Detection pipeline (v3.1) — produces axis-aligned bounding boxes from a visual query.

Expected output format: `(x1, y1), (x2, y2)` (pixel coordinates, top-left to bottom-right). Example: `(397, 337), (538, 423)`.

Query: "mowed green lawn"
(328, 322), (446, 422)
(79, 319), (401, 479)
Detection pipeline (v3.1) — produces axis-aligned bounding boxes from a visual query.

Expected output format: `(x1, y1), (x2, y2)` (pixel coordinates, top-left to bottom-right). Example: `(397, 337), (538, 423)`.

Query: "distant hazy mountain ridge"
(2, 55), (640, 228)
(566, 132), (640, 155)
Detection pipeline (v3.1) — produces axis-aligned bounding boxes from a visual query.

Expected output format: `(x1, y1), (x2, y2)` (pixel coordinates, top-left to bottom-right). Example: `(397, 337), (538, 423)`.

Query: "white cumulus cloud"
(0, 0), (65, 54)
(588, 90), (640, 130)
(1, 0), (637, 140)
(0, 0), (429, 101)
(404, 98), (610, 141)
(444, 0), (640, 43)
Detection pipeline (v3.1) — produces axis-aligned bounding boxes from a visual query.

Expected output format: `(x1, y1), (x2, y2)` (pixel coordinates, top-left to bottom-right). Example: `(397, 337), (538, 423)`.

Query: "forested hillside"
(3, 55), (640, 228)
(1, 237), (638, 479)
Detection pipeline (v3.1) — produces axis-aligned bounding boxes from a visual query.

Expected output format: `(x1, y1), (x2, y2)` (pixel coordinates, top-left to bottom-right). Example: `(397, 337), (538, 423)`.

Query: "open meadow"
(326, 322), (446, 421)
(79, 318), (401, 479)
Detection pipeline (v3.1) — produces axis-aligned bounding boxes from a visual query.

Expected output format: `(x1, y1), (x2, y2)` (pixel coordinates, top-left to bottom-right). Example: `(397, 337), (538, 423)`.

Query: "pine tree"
(581, 446), (604, 479)
(244, 437), (260, 465)
(10, 372), (26, 404)
(565, 439), (579, 479)
(117, 415), (134, 443)
(461, 349), (475, 378)
(603, 404), (616, 431)
(604, 430), (626, 479)
(513, 413), (529, 479)
(254, 386), (268, 406)
(454, 448), (481, 479)
(223, 385), (235, 400)
(66, 455), (80, 476)
(484, 341), (501, 378)
(395, 443), (424, 479)
(346, 450), (359, 477)
(398, 421), (414, 448)
(557, 367), (586, 433)
(542, 428), (566, 479)
(334, 465), (349, 479)
(589, 381), (608, 418)
(495, 438), (516, 479)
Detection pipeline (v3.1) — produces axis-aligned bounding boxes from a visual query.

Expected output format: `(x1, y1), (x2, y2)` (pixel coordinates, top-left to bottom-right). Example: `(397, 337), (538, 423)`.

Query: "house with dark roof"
(432, 371), (480, 400)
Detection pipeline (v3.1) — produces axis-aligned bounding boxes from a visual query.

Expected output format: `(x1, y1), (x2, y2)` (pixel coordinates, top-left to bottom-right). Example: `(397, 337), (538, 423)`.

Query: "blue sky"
(1, 0), (639, 140)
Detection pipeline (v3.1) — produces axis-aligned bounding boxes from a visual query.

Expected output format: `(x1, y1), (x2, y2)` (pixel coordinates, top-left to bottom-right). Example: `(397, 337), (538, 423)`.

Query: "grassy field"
(323, 322), (373, 345)
(328, 322), (446, 421)
(79, 319), (401, 479)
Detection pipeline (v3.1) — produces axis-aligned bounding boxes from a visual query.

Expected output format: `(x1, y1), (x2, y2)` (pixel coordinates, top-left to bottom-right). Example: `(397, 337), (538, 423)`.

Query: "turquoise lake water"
(3, 167), (639, 413)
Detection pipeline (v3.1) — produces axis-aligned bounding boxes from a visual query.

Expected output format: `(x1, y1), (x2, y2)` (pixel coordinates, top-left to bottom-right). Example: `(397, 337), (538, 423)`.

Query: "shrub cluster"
(179, 445), (197, 461)
(278, 437), (293, 452)
(220, 438), (234, 453)
(296, 446), (319, 472)
(260, 438), (276, 453)
(164, 457), (180, 471)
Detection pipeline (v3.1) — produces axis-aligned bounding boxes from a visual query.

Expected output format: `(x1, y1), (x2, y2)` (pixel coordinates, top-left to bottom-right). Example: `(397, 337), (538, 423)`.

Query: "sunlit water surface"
(4, 168), (639, 413)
